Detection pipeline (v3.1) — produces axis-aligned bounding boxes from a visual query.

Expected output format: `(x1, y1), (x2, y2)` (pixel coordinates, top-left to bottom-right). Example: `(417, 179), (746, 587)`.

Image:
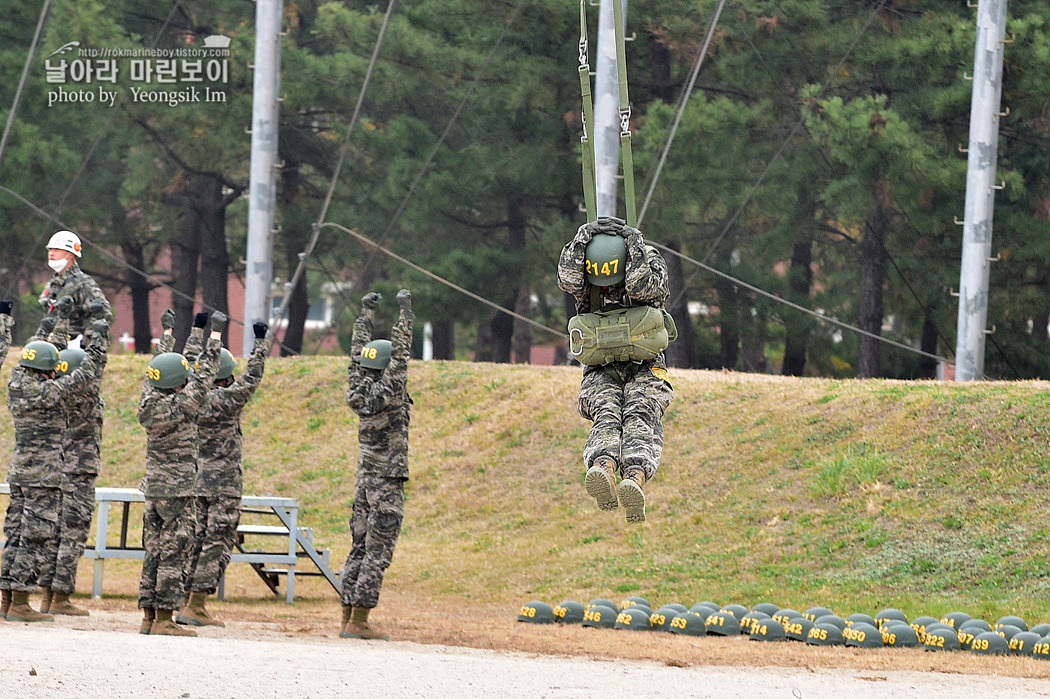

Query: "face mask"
(48, 258), (69, 273)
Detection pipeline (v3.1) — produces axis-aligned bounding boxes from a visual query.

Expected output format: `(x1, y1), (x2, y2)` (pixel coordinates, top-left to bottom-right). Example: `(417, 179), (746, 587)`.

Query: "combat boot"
(584, 456), (619, 511)
(617, 469), (647, 524)
(340, 606), (390, 640)
(139, 608), (156, 635)
(341, 604), (353, 630)
(176, 591), (225, 627)
(38, 587), (52, 614)
(150, 608), (197, 637)
(0, 589), (11, 620)
(50, 592), (90, 617)
(6, 591), (54, 622)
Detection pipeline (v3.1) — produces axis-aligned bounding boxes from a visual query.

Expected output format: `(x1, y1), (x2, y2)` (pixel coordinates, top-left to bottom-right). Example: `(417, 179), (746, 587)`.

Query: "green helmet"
(582, 604), (617, 629)
(922, 625), (961, 651)
(940, 611), (971, 629)
(55, 347), (86, 376)
(614, 608), (651, 631)
(803, 607), (834, 623)
(661, 603), (687, 614)
(784, 616), (814, 642)
(995, 615), (1028, 632)
(874, 608), (908, 629)
(1034, 636), (1050, 660)
(668, 611), (706, 637)
(649, 607), (680, 633)
(584, 234), (627, 285)
(881, 621), (921, 648)
(969, 630), (1009, 656)
(845, 612), (877, 628)
(1008, 631), (1041, 656)
(619, 596), (650, 611)
(517, 600), (554, 624)
(689, 602), (720, 616)
(739, 611), (770, 635)
(216, 348), (237, 380)
(19, 341), (60, 371)
(751, 602), (780, 617)
(359, 339), (392, 370)
(843, 622), (883, 648)
(553, 600), (585, 624)
(1031, 623), (1050, 636)
(587, 598), (617, 611)
(148, 352), (192, 389)
(772, 608), (803, 626)
(806, 622), (845, 647)
(720, 604), (749, 620)
(705, 611), (741, 637)
(959, 619), (992, 634)
(749, 617), (787, 642)
(819, 615), (847, 632)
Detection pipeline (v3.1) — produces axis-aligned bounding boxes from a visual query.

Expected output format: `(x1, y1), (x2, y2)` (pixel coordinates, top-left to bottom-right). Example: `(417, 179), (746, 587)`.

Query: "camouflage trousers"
(340, 475), (405, 609)
(138, 497), (195, 611)
(577, 361), (673, 482)
(38, 474), (97, 595)
(0, 486), (61, 592)
(187, 496), (240, 595)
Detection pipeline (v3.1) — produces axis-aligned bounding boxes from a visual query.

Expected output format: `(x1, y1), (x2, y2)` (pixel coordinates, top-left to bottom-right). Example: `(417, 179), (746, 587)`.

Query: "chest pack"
(567, 286), (678, 366)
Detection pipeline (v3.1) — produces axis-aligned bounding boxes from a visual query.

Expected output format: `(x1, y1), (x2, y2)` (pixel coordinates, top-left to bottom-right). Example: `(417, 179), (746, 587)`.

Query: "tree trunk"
(170, 184), (203, 353)
(197, 176), (230, 346)
(513, 286), (531, 364)
(121, 237), (154, 354)
(281, 271), (309, 356)
(432, 318), (455, 360)
(782, 237), (814, 376)
(918, 306), (938, 379)
(663, 240), (698, 369)
(715, 251), (739, 370)
(739, 294), (768, 373)
(279, 162), (310, 356)
(858, 188), (889, 378)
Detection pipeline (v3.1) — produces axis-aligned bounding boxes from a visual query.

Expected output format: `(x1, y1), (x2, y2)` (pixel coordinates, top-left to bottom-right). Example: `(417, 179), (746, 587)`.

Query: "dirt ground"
(2, 588), (1050, 698)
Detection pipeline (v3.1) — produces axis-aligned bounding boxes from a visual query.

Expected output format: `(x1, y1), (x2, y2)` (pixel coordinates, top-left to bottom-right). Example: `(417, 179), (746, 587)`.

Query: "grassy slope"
(3, 355), (1050, 626)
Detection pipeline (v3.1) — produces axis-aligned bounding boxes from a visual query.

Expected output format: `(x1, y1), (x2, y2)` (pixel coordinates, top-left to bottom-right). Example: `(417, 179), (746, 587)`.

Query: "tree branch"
(128, 112), (246, 194)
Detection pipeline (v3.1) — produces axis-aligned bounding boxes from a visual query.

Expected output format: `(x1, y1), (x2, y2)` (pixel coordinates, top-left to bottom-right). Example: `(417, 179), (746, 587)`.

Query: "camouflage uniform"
(0, 313), (13, 364)
(557, 219), (674, 483)
(185, 334), (270, 594)
(39, 261), (113, 342)
(340, 303), (413, 610)
(35, 317), (110, 596)
(1, 339), (103, 593)
(136, 333), (220, 612)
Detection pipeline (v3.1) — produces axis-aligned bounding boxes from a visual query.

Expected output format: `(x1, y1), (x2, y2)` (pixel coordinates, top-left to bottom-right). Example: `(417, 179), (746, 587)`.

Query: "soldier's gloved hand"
(0, 300), (12, 315)
(89, 320), (110, 347)
(618, 225), (641, 240)
(362, 292), (382, 310)
(39, 316), (57, 335)
(161, 308), (176, 331)
(86, 300), (108, 319)
(210, 311), (227, 334)
(193, 312), (210, 328)
(573, 224), (593, 245)
(56, 296), (75, 319)
(253, 322), (268, 339)
(396, 289), (412, 310)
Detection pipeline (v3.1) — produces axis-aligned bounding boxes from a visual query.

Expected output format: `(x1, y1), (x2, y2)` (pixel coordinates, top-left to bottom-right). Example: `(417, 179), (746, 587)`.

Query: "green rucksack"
(568, 304), (677, 366)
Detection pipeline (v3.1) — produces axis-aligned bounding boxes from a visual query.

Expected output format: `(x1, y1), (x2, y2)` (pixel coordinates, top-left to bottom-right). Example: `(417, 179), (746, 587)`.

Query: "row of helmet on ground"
(517, 597), (1050, 658)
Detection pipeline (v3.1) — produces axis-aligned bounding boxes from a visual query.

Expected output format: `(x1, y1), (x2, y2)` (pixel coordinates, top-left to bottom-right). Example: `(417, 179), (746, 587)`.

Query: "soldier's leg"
(188, 497), (238, 594)
(185, 496), (211, 588)
(579, 369), (626, 511)
(51, 474), (96, 596)
(1, 485), (26, 592)
(34, 490), (60, 593)
(617, 367), (673, 523)
(349, 477), (404, 610)
(138, 501), (162, 610)
(6, 488), (60, 622)
(153, 497), (195, 612)
(339, 477), (370, 607)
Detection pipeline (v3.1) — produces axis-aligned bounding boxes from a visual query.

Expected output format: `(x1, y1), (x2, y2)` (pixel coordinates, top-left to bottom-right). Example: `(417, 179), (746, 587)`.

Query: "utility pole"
(593, 0), (627, 218)
(954, 0), (1008, 381)
(243, 0), (283, 356)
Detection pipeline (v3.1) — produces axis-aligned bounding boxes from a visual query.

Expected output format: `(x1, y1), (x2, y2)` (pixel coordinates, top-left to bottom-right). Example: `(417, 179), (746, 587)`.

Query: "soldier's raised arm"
(154, 308), (177, 356)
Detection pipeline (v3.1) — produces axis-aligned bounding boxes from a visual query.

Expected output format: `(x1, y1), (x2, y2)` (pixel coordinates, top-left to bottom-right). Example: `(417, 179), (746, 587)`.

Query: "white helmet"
(47, 230), (82, 257)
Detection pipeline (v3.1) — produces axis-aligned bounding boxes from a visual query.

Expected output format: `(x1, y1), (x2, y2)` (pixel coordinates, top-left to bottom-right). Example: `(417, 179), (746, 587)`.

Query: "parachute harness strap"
(578, 0), (597, 221)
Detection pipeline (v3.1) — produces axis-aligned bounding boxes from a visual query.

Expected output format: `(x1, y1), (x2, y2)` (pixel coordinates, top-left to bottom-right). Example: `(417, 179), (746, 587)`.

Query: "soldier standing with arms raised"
(136, 311), (223, 637)
(339, 289), (414, 641)
(177, 320), (271, 627)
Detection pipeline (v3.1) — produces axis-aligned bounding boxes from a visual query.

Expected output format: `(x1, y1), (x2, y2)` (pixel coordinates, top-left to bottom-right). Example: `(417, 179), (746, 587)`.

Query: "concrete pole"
(954, 0), (1008, 381)
(243, 0), (283, 356)
(593, 0), (627, 218)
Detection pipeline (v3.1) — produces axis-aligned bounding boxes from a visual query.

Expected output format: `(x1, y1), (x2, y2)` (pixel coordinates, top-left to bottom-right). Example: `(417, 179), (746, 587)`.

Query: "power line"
(0, 0), (52, 171)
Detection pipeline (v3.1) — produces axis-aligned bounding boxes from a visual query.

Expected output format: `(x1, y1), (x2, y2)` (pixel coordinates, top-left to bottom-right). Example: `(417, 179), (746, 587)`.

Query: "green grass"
(4, 357), (1050, 626)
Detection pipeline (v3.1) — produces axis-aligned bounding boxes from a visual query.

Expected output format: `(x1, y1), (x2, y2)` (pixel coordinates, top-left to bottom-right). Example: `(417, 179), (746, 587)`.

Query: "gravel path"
(3, 614), (1050, 698)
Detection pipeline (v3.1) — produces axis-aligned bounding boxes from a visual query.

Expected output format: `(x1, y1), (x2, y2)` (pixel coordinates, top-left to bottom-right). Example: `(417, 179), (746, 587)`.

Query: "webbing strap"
(578, 1), (597, 221)
(611, 0), (636, 227)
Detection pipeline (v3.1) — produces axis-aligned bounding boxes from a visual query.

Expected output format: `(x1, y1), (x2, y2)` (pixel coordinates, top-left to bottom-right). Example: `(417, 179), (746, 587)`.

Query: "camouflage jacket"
(346, 306), (413, 480)
(39, 262), (113, 339)
(0, 314), (11, 365)
(6, 345), (104, 487)
(557, 220), (669, 313)
(195, 338), (270, 497)
(48, 317), (109, 476)
(137, 336), (221, 498)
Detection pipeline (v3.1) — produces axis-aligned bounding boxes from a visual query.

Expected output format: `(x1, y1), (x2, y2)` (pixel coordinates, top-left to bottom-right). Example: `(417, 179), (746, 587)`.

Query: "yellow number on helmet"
(21, 348), (36, 360)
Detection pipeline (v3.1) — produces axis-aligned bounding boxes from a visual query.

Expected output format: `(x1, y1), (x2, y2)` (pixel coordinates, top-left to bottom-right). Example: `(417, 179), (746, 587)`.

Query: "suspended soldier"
(39, 230), (113, 343)
(177, 319), (271, 628)
(339, 289), (414, 641)
(558, 216), (675, 524)
(34, 297), (111, 616)
(136, 310), (223, 637)
(0, 321), (107, 622)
